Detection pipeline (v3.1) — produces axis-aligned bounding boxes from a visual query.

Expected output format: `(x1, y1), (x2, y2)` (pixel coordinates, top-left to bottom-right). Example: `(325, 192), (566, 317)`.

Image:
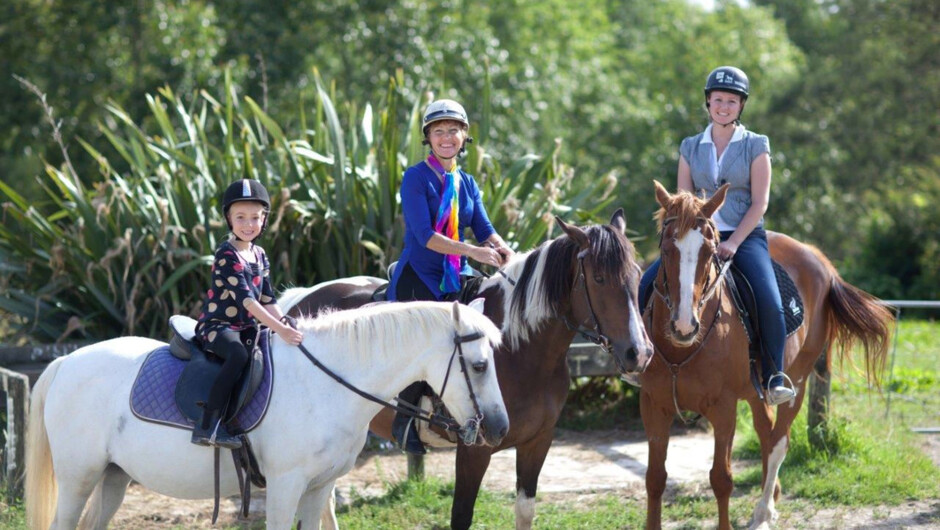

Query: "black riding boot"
(191, 407), (242, 449)
(391, 382), (428, 455)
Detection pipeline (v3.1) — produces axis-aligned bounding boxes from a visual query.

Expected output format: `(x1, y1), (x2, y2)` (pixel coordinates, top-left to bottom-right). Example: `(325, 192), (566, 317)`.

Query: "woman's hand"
(716, 240), (739, 260)
(469, 245), (504, 268)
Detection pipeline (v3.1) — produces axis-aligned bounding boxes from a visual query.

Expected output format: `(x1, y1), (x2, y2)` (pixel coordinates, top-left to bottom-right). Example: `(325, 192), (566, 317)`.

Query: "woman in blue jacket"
(639, 66), (796, 406)
(389, 99), (513, 302)
(390, 99), (514, 453)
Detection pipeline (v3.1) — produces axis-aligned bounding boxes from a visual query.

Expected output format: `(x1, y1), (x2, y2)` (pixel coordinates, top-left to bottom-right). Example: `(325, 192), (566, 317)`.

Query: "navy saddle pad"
(130, 334), (274, 433)
(727, 260), (805, 342)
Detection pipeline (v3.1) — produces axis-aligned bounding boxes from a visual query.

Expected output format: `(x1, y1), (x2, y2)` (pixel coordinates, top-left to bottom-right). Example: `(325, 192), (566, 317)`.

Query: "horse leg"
(77, 464), (132, 530)
(512, 433), (555, 530)
(706, 404), (738, 530)
(749, 389), (805, 530)
(264, 473), (309, 530)
(50, 473), (101, 530)
(296, 480), (337, 530)
(451, 444), (493, 530)
(641, 393), (673, 530)
(318, 486), (338, 530)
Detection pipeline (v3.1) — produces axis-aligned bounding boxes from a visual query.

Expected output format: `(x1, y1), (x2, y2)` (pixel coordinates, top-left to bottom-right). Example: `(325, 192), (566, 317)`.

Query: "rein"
(563, 249), (613, 353)
(296, 329), (486, 443)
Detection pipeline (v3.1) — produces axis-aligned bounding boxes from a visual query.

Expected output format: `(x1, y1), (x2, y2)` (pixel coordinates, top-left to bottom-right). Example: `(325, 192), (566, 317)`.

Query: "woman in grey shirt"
(639, 66), (796, 406)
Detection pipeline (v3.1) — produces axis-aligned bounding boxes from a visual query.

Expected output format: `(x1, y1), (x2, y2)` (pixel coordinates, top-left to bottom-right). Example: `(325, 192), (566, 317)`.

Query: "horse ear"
(451, 300), (462, 327)
(468, 297), (486, 315)
(609, 208), (627, 234)
(654, 180), (671, 209)
(554, 215), (590, 248)
(701, 183), (730, 219)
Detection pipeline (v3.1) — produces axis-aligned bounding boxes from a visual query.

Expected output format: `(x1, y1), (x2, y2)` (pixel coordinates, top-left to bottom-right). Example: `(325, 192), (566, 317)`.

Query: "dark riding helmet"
(222, 179), (270, 233)
(704, 66), (750, 100)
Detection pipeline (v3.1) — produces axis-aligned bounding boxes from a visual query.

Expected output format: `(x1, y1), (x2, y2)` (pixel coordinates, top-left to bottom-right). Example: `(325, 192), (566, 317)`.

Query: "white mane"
(295, 301), (501, 366)
(479, 240), (559, 350)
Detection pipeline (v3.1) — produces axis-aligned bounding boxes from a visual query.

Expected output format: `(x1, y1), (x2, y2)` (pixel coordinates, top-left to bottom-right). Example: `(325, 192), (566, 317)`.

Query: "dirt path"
(108, 429), (940, 529)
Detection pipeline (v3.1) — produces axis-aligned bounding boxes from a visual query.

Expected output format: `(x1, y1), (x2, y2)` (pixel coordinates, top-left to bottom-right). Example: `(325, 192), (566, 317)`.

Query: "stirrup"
(765, 372), (796, 406)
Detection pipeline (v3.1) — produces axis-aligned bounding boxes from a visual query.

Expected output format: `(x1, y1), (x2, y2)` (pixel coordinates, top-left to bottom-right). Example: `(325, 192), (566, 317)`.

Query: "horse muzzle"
(611, 335), (654, 374)
(461, 409), (509, 447)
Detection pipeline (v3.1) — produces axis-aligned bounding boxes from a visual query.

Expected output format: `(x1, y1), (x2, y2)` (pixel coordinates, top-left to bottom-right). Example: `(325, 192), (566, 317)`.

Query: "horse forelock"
(657, 191), (717, 243)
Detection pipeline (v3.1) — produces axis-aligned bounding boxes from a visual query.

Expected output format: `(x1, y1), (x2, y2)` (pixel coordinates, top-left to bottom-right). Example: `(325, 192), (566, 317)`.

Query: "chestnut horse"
(280, 212), (652, 529)
(640, 181), (892, 529)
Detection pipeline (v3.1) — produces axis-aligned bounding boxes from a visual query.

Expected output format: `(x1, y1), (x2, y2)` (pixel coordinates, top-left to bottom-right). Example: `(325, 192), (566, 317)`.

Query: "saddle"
(168, 316), (266, 429)
(371, 261), (487, 303)
(724, 261), (805, 395)
(130, 316), (273, 435)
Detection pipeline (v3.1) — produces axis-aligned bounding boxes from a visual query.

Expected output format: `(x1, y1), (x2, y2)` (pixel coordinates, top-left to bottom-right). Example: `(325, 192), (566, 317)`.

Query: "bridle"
(496, 247), (613, 353)
(651, 216), (729, 314)
(563, 248), (613, 353)
(296, 327), (489, 445)
(648, 214), (731, 423)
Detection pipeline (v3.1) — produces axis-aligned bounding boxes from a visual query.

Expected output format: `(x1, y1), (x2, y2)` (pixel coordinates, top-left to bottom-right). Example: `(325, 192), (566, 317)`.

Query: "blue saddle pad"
(130, 344), (273, 432)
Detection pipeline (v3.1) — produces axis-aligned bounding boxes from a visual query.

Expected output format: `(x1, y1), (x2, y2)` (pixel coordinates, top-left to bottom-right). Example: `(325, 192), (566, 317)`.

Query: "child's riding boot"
(192, 408), (242, 449)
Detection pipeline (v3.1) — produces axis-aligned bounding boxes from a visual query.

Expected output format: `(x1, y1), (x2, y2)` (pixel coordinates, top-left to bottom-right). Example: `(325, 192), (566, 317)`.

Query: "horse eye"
(472, 360), (487, 374)
(593, 275), (605, 284)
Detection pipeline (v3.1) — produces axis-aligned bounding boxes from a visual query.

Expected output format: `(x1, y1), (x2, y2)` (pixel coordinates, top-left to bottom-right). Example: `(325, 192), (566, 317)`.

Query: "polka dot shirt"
(195, 240), (276, 346)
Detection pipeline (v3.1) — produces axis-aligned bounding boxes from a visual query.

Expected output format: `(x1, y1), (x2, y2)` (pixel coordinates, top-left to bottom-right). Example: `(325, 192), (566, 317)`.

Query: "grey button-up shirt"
(680, 124), (770, 229)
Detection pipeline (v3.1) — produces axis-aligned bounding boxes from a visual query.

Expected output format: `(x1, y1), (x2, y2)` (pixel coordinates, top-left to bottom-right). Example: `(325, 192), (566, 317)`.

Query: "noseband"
(563, 248), (613, 353)
(296, 328), (489, 442)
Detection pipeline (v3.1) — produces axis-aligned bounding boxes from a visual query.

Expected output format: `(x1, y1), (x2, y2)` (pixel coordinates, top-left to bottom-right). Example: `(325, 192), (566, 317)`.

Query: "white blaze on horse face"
(674, 227), (706, 336)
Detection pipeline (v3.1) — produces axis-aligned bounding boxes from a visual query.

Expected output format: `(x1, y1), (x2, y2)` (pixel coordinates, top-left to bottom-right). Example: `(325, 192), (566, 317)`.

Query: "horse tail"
(821, 253), (894, 387)
(25, 356), (65, 530)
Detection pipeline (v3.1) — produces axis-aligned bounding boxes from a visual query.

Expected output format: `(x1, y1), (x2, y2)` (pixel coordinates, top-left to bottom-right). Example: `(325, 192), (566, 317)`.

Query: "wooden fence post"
(0, 367), (30, 499)
(807, 349), (830, 451)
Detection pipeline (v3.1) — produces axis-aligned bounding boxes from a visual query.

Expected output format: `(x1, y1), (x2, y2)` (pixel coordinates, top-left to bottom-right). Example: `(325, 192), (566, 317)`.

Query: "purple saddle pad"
(130, 344), (273, 432)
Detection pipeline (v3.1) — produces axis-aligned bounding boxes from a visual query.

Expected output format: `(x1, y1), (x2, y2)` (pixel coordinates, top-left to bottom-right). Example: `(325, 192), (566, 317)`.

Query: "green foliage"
(0, 71), (612, 342)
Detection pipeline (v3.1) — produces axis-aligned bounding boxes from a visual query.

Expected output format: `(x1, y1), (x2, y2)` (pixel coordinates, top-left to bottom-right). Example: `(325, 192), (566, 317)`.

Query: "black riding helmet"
(704, 66), (750, 122)
(222, 179), (270, 235)
(704, 66), (749, 99)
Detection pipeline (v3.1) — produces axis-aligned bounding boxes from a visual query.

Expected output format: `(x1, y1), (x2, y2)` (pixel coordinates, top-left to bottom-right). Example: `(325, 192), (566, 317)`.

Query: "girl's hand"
(279, 325), (304, 346)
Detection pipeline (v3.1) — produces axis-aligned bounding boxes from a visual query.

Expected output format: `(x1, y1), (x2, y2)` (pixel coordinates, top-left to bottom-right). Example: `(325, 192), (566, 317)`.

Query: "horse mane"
(504, 224), (634, 349)
(655, 190), (716, 240)
(294, 301), (501, 365)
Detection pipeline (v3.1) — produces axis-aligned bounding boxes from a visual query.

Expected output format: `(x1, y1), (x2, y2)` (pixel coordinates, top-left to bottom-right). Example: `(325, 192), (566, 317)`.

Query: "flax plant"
(1, 71), (614, 342)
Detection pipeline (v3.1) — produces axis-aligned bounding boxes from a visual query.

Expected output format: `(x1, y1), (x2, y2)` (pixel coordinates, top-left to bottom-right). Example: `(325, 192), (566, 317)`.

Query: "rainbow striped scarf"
(427, 154), (461, 294)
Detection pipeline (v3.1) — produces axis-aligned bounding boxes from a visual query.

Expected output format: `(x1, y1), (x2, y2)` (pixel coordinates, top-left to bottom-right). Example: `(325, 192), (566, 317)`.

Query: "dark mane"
(511, 223), (633, 320)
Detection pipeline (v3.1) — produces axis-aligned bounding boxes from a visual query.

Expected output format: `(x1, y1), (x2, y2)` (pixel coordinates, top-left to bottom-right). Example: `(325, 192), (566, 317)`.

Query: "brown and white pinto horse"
(640, 181), (893, 529)
(280, 211), (652, 530)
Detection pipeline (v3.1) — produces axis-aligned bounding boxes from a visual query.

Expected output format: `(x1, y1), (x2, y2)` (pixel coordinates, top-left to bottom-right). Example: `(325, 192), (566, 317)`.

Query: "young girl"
(192, 179), (304, 448)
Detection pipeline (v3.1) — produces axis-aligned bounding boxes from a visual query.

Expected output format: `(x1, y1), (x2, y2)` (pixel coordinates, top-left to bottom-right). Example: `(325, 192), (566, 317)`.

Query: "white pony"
(26, 300), (508, 530)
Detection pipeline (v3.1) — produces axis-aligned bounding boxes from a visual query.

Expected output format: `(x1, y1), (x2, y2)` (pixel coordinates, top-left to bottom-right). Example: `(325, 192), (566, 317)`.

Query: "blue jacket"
(389, 160), (496, 300)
